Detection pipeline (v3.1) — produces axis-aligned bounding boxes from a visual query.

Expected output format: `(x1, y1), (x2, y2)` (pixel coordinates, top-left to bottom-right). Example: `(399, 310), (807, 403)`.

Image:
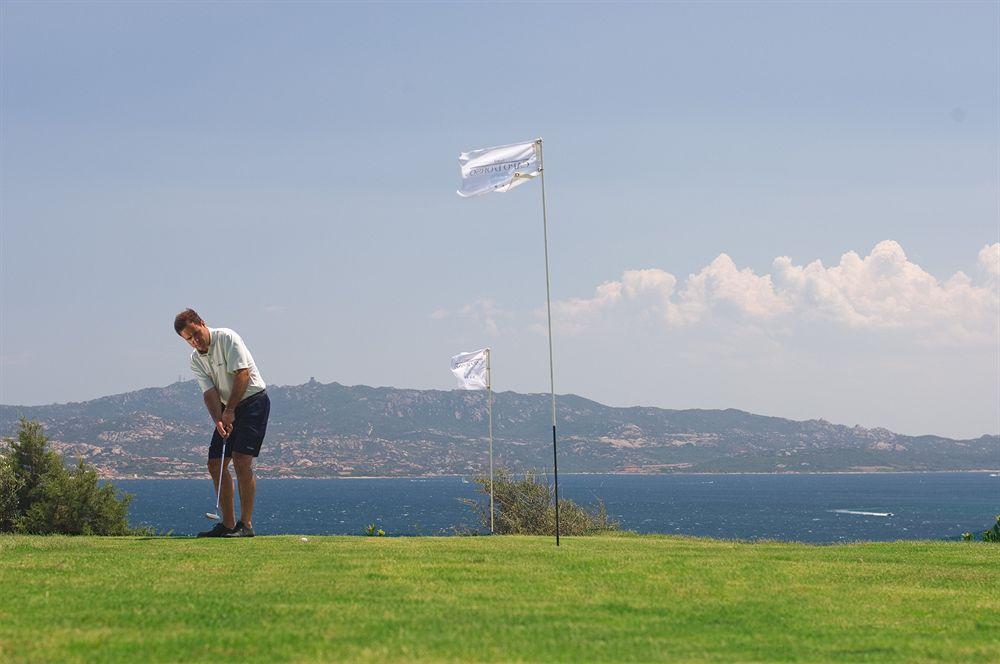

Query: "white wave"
(830, 509), (894, 517)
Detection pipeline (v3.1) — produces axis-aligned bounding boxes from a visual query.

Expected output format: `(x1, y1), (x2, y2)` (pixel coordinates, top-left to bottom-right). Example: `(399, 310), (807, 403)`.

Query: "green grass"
(1, 534), (997, 662)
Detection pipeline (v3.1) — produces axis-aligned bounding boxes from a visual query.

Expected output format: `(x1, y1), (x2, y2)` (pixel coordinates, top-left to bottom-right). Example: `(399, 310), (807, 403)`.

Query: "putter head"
(205, 512), (221, 521)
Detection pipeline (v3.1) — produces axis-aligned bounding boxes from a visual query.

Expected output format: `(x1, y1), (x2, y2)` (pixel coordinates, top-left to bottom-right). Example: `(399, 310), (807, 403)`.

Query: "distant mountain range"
(1, 380), (996, 478)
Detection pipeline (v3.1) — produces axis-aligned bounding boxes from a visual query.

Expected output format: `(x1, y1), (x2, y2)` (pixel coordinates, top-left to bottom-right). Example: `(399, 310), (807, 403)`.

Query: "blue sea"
(116, 472), (1000, 542)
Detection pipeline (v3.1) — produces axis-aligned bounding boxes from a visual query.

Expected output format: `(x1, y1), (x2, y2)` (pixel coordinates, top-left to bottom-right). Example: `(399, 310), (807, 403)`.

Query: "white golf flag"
(457, 140), (540, 197)
(450, 349), (490, 390)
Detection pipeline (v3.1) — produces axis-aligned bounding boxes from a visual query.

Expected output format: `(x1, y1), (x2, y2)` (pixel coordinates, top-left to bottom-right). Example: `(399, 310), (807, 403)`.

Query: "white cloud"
(772, 241), (998, 342)
(979, 242), (1000, 281)
(671, 253), (789, 325)
(429, 298), (511, 337)
(551, 241), (1000, 344)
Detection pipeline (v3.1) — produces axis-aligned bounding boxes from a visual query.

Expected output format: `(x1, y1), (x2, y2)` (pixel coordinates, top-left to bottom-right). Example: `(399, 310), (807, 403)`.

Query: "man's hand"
(216, 369), (249, 439)
(204, 388), (228, 437)
(218, 408), (235, 438)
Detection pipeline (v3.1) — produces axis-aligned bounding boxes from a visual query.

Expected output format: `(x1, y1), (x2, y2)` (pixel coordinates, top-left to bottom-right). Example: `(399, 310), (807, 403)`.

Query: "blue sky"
(1, 2), (997, 438)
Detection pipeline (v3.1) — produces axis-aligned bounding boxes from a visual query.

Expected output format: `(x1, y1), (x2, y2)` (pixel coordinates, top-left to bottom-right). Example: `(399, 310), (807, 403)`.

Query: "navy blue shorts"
(209, 390), (270, 459)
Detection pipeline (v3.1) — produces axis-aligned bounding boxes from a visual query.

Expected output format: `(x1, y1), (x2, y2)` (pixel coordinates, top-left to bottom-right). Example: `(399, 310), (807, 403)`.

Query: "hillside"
(1, 380), (996, 477)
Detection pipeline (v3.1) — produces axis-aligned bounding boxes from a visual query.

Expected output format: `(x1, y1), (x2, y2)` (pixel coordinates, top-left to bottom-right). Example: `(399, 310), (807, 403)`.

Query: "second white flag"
(450, 349), (490, 390)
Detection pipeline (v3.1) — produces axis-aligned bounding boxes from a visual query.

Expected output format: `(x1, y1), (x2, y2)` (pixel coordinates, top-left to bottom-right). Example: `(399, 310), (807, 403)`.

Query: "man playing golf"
(174, 308), (270, 538)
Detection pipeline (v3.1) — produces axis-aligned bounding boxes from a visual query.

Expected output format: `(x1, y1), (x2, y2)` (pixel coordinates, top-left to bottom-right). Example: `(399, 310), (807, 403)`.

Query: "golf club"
(205, 435), (228, 521)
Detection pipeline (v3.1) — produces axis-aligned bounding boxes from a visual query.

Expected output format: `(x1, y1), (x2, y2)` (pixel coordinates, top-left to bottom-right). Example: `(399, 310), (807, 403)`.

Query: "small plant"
(983, 515), (1000, 543)
(962, 532), (972, 541)
(461, 467), (620, 536)
(364, 523), (386, 537)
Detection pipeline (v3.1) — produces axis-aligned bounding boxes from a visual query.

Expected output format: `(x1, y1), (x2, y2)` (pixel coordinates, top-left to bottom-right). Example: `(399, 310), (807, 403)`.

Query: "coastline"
(107, 469), (1000, 481)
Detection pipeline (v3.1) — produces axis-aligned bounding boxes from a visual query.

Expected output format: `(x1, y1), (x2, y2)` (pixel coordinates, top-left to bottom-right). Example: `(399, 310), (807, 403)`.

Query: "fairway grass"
(1, 534), (997, 662)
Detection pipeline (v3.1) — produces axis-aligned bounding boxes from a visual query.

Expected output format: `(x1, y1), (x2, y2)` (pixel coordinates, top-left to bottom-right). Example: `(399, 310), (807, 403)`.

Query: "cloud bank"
(553, 241), (1000, 344)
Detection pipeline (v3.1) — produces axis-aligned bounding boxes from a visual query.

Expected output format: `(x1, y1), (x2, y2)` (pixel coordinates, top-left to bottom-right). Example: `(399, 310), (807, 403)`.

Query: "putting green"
(1, 534), (997, 662)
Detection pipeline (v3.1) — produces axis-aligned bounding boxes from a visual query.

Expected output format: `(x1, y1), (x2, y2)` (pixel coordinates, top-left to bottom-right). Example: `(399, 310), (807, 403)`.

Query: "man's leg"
(232, 452), (255, 528)
(208, 457), (237, 529)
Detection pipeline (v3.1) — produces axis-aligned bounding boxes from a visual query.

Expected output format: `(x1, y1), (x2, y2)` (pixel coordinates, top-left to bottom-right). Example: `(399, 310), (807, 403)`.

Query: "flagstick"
(535, 138), (560, 547)
(487, 348), (494, 534)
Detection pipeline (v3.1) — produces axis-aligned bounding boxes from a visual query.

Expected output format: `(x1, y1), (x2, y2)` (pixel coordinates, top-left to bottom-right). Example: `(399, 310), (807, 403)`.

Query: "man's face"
(179, 322), (211, 353)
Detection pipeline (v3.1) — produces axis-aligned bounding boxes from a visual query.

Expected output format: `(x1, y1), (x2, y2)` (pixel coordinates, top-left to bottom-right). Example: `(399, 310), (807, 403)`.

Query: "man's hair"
(174, 308), (205, 335)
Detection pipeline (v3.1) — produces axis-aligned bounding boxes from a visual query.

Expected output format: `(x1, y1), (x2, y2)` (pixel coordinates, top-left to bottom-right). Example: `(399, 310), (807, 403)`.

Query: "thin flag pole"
(487, 348), (494, 533)
(535, 138), (560, 546)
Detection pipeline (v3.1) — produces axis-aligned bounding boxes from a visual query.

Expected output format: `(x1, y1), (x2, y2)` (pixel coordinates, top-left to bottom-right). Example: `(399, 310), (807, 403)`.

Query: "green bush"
(1, 418), (134, 535)
(0, 453), (23, 531)
(463, 467), (620, 535)
(983, 515), (1000, 543)
(6, 419), (62, 518)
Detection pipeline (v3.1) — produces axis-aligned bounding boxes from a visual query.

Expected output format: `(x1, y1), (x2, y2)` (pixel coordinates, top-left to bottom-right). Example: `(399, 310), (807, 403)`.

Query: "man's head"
(174, 308), (211, 353)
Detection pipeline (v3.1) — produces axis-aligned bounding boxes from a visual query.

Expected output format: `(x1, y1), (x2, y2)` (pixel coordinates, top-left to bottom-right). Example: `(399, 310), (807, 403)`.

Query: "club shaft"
(213, 437), (228, 515)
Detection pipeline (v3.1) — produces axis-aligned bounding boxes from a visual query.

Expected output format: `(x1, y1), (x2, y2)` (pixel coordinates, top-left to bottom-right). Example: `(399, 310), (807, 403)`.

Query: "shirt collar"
(198, 328), (216, 356)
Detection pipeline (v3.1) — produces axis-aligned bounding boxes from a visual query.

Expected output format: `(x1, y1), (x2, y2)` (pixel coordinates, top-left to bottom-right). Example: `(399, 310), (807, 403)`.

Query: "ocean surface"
(115, 472), (1000, 542)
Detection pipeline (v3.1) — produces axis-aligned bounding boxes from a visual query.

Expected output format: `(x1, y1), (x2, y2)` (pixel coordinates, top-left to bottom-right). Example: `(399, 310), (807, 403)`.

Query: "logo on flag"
(457, 140), (540, 197)
(450, 349), (490, 390)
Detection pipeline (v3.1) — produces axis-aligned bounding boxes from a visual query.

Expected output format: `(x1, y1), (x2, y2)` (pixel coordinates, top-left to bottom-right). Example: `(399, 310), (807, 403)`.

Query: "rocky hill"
(1, 380), (996, 478)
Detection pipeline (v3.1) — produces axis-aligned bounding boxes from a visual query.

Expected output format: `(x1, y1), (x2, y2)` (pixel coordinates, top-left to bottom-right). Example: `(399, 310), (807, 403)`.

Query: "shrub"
(983, 515), (1000, 543)
(463, 467), (620, 535)
(0, 453), (22, 531)
(1, 418), (134, 535)
(6, 418), (62, 517)
(18, 459), (132, 535)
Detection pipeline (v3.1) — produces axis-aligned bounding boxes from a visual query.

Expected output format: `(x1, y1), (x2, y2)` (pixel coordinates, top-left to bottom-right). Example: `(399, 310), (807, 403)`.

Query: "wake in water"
(830, 509), (894, 517)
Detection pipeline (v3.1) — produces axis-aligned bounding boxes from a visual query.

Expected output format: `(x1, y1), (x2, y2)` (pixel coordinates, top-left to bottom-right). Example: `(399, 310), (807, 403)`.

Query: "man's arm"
(219, 368), (250, 434)
(203, 387), (227, 438)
